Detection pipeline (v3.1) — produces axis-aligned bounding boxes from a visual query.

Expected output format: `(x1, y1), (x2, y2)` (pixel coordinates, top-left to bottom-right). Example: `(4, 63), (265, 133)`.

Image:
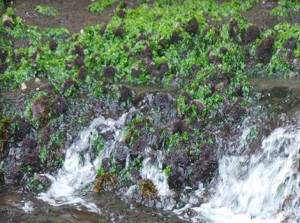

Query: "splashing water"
(38, 114), (128, 213)
(191, 125), (300, 223)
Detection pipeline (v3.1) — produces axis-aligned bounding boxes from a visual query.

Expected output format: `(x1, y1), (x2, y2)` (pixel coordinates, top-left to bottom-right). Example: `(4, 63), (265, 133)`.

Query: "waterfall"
(38, 114), (128, 213)
(190, 125), (300, 223)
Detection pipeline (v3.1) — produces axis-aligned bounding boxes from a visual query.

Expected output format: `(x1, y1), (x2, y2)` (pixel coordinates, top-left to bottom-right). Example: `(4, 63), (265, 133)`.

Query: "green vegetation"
(88, 0), (119, 13)
(35, 5), (58, 16)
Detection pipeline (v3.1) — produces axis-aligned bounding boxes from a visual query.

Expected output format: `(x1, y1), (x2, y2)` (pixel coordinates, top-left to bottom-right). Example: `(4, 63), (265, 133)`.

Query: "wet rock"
(101, 157), (111, 172)
(243, 25), (260, 44)
(130, 168), (141, 183)
(229, 19), (239, 41)
(164, 150), (190, 189)
(73, 55), (85, 67)
(186, 18), (199, 35)
(77, 67), (88, 81)
(191, 145), (218, 188)
(41, 125), (54, 145)
(103, 66), (117, 80)
(12, 116), (31, 141)
(131, 140), (147, 158)
(283, 37), (297, 50)
(21, 149), (40, 170)
(114, 144), (128, 170)
(6, 165), (23, 184)
(223, 98), (246, 122)
(115, 25), (125, 38)
(22, 136), (37, 149)
(31, 94), (67, 124)
(49, 39), (58, 51)
(0, 62), (8, 74)
(256, 36), (275, 63)
(287, 50), (295, 62)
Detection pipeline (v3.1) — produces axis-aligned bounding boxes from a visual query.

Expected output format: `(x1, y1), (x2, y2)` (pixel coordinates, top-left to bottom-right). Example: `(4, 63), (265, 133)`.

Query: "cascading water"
(190, 123), (300, 223)
(38, 114), (128, 213)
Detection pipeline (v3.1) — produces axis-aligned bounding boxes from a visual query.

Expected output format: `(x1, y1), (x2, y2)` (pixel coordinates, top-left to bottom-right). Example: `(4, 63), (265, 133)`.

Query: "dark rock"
(7, 165), (23, 184)
(153, 92), (172, 108)
(141, 46), (152, 59)
(3, 20), (14, 29)
(159, 62), (169, 74)
(21, 150), (40, 170)
(186, 18), (199, 35)
(103, 66), (117, 79)
(219, 47), (228, 54)
(0, 49), (8, 62)
(73, 55), (85, 67)
(229, 19), (239, 40)
(191, 144), (218, 187)
(131, 140), (147, 158)
(12, 116), (31, 141)
(114, 144), (128, 170)
(135, 34), (147, 42)
(164, 150), (190, 189)
(283, 37), (297, 50)
(49, 39), (58, 51)
(101, 157), (111, 172)
(22, 136), (37, 149)
(0, 63), (8, 74)
(39, 82), (55, 92)
(14, 53), (25, 64)
(172, 119), (187, 134)
(243, 25), (260, 44)
(62, 78), (78, 94)
(73, 44), (85, 57)
(223, 98), (246, 122)
(119, 86), (133, 102)
(41, 125), (54, 145)
(287, 50), (295, 62)
(170, 30), (182, 44)
(130, 168), (141, 183)
(115, 25), (125, 38)
(256, 36), (275, 63)
(131, 67), (142, 77)
(77, 67), (88, 81)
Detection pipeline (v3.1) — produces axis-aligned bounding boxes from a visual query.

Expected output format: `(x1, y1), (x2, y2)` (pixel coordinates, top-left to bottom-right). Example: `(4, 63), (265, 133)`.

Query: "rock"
(283, 37), (297, 50)
(22, 136), (37, 149)
(62, 78), (78, 94)
(115, 25), (125, 38)
(243, 25), (260, 44)
(190, 145), (218, 188)
(131, 140), (147, 158)
(170, 30), (182, 44)
(114, 144), (128, 170)
(12, 116), (31, 141)
(172, 119), (187, 134)
(49, 39), (58, 51)
(21, 83), (27, 90)
(77, 67), (88, 81)
(101, 157), (111, 172)
(256, 36), (275, 63)
(0, 62), (8, 74)
(73, 55), (85, 67)
(164, 150), (190, 189)
(119, 86), (134, 102)
(103, 66), (117, 80)
(186, 18), (199, 35)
